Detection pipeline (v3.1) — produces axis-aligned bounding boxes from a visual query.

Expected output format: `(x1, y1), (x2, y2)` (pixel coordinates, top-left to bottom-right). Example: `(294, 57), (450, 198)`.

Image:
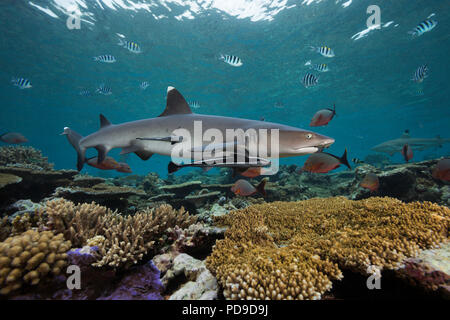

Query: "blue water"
(1, 0), (449, 178)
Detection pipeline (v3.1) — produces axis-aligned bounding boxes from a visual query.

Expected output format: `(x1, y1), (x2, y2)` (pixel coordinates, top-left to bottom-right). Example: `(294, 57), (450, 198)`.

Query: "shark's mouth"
(294, 146), (321, 154)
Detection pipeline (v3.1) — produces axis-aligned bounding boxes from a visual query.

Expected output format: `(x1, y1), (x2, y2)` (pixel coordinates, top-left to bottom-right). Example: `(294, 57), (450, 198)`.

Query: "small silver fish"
(93, 55), (116, 63)
(11, 77), (32, 89)
(220, 54), (243, 67)
(408, 19), (437, 37)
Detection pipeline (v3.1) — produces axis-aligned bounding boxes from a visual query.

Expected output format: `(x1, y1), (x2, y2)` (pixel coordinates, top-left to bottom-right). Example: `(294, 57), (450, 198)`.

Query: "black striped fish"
(408, 19), (437, 37)
(79, 89), (91, 96)
(220, 54), (243, 67)
(305, 61), (329, 72)
(302, 73), (319, 88)
(411, 65), (429, 83)
(188, 100), (201, 109)
(96, 83), (112, 95)
(140, 81), (150, 90)
(310, 46), (335, 58)
(118, 39), (141, 54)
(93, 55), (116, 63)
(11, 77), (32, 89)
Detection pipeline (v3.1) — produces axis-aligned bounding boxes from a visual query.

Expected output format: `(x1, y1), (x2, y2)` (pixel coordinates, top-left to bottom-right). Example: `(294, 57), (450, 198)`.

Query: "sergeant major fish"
(411, 65), (429, 83)
(408, 19), (437, 37)
(118, 39), (141, 54)
(302, 73), (319, 88)
(11, 77), (32, 89)
(93, 55), (116, 63)
(220, 54), (243, 67)
(310, 46), (335, 58)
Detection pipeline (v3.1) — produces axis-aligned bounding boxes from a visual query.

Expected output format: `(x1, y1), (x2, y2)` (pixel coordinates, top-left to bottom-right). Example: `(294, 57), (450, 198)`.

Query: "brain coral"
(0, 229), (71, 295)
(206, 197), (449, 300)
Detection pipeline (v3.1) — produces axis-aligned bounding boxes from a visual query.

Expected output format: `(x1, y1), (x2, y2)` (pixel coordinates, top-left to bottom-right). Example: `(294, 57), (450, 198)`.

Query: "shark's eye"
(306, 133), (313, 139)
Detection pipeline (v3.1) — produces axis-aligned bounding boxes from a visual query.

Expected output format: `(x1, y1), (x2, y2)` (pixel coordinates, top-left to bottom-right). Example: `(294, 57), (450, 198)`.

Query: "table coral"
(206, 197), (450, 300)
(0, 229), (71, 295)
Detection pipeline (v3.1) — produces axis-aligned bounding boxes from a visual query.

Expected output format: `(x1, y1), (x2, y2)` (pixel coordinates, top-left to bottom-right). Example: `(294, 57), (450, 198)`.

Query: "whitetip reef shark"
(62, 87), (335, 173)
(371, 130), (450, 156)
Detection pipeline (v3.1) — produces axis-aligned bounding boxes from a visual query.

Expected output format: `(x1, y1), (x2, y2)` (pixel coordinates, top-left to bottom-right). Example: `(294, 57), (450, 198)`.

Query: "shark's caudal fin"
(255, 178), (268, 197)
(159, 87), (193, 117)
(340, 148), (351, 169)
(168, 161), (181, 174)
(61, 127), (86, 171)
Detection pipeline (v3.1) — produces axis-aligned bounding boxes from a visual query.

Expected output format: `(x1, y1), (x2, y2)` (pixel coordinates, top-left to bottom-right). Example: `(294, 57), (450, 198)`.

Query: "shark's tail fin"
(61, 127), (86, 171)
(256, 178), (268, 197)
(168, 161), (181, 174)
(340, 148), (351, 169)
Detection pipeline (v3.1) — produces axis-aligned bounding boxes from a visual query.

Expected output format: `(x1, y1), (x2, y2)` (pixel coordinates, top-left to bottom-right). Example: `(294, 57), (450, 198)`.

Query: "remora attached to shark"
(371, 130), (450, 156)
(62, 87), (335, 172)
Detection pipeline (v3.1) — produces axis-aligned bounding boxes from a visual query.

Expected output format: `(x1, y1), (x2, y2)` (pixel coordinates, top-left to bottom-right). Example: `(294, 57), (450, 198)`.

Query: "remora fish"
(62, 87), (335, 172)
(371, 130), (450, 156)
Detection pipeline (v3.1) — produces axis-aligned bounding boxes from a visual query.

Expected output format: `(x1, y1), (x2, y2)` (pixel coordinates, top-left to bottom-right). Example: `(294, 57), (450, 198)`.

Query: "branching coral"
(206, 197), (450, 300)
(0, 229), (71, 295)
(39, 199), (197, 269)
(0, 146), (54, 170)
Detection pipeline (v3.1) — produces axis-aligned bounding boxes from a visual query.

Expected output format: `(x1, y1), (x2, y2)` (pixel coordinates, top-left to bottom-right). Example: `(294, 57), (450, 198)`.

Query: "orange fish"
(86, 156), (120, 171)
(233, 167), (263, 178)
(302, 149), (351, 173)
(116, 162), (132, 173)
(432, 159), (450, 182)
(231, 179), (267, 197)
(360, 173), (380, 192)
(402, 143), (413, 162)
(310, 104), (336, 127)
(0, 132), (28, 144)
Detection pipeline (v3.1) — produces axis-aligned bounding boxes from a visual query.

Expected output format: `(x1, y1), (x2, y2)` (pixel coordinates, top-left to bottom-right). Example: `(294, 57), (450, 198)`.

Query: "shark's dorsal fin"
(100, 114), (112, 129)
(159, 87), (192, 117)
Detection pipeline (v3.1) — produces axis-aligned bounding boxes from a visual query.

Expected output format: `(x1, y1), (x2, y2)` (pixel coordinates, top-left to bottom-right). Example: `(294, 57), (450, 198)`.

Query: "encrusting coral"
(38, 199), (197, 269)
(206, 197), (450, 300)
(0, 229), (71, 295)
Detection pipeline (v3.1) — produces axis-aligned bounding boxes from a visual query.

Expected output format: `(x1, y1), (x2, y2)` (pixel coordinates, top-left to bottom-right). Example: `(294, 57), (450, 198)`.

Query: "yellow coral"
(93, 204), (196, 269)
(0, 229), (71, 295)
(206, 197), (450, 300)
(39, 199), (197, 269)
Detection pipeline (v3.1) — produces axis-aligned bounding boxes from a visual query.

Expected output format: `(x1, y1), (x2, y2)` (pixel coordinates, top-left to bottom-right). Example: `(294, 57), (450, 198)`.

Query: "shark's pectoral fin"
(95, 145), (109, 164)
(135, 150), (154, 161)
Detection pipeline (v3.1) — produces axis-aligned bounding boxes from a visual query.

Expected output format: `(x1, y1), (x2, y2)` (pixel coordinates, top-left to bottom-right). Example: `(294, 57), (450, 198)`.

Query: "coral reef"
(39, 199), (197, 269)
(0, 146), (54, 170)
(396, 242), (450, 296)
(0, 166), (78, 209)
(0, 229), (71, 295)
(206, 197), (449, 300)
(98, 261), (164, 300)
